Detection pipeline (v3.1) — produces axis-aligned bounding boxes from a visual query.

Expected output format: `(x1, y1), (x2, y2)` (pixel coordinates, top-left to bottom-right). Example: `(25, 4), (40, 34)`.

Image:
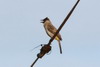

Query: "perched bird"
(41, 17), (62, 54)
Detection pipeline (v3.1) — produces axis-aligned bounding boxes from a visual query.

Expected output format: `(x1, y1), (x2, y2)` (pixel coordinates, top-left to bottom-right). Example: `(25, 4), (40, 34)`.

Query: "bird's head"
(41, 17), (50, 23)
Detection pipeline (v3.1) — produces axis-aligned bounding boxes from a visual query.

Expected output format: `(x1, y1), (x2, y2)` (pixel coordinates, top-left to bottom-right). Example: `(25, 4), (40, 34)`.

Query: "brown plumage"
(41, 17), (62, 54)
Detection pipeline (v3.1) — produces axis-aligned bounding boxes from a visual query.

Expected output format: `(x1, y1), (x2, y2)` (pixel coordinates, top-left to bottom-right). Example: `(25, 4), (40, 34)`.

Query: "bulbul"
(41, 17), (62, 54)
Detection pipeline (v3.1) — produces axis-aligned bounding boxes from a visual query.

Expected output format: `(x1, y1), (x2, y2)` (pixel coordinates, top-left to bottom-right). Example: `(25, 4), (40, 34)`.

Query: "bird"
(41, 17), (62, 54)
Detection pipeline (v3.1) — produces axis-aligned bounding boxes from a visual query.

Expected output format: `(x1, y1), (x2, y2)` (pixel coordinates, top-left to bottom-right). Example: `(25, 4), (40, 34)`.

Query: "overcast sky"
(0, 0), (100, 67)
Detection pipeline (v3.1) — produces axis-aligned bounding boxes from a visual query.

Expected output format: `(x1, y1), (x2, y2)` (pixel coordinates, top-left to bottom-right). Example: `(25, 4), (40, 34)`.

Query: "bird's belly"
(46, 29), (54, 37)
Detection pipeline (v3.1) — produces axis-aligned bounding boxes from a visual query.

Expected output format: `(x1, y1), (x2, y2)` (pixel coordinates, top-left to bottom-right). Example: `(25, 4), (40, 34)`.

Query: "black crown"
(43, 17), (49, 22)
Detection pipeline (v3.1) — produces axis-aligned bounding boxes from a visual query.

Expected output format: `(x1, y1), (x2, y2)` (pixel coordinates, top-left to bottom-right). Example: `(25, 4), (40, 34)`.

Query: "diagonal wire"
(31, 58), (39, 67)
(30, 0), (80, 67)
(48, 0), (80, 46)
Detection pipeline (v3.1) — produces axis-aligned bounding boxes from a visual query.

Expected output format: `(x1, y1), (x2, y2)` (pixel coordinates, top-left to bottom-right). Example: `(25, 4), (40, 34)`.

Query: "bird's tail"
(58, 40), (62, 54)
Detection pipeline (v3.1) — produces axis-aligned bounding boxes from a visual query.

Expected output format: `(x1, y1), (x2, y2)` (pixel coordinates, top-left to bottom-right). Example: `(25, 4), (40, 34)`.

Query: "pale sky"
(0, 0), (100, 67)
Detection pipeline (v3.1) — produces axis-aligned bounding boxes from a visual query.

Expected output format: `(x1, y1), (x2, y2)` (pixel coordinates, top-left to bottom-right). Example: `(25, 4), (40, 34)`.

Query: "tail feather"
(58, 40), (62, 54)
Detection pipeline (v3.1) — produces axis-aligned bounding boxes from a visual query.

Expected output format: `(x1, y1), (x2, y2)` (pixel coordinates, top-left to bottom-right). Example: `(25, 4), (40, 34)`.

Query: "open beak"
(40, 19), (44, 23)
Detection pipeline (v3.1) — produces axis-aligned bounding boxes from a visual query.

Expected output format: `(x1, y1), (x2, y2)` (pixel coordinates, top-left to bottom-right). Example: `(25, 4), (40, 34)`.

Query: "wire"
(31, 44), (43, 51)
(48, 0), (80, 46)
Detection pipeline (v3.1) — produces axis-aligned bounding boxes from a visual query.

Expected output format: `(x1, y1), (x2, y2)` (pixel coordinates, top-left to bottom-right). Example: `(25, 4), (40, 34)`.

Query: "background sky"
(0, 0), (100, 67)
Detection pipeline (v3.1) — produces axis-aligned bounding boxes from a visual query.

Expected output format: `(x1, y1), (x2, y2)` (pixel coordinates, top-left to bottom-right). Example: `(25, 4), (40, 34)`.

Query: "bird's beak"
(40, 19), (44, 23)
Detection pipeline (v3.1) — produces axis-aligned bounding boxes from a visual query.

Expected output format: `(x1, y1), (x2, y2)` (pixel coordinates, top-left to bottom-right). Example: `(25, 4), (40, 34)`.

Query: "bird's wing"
(47, 23), (62, 40)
